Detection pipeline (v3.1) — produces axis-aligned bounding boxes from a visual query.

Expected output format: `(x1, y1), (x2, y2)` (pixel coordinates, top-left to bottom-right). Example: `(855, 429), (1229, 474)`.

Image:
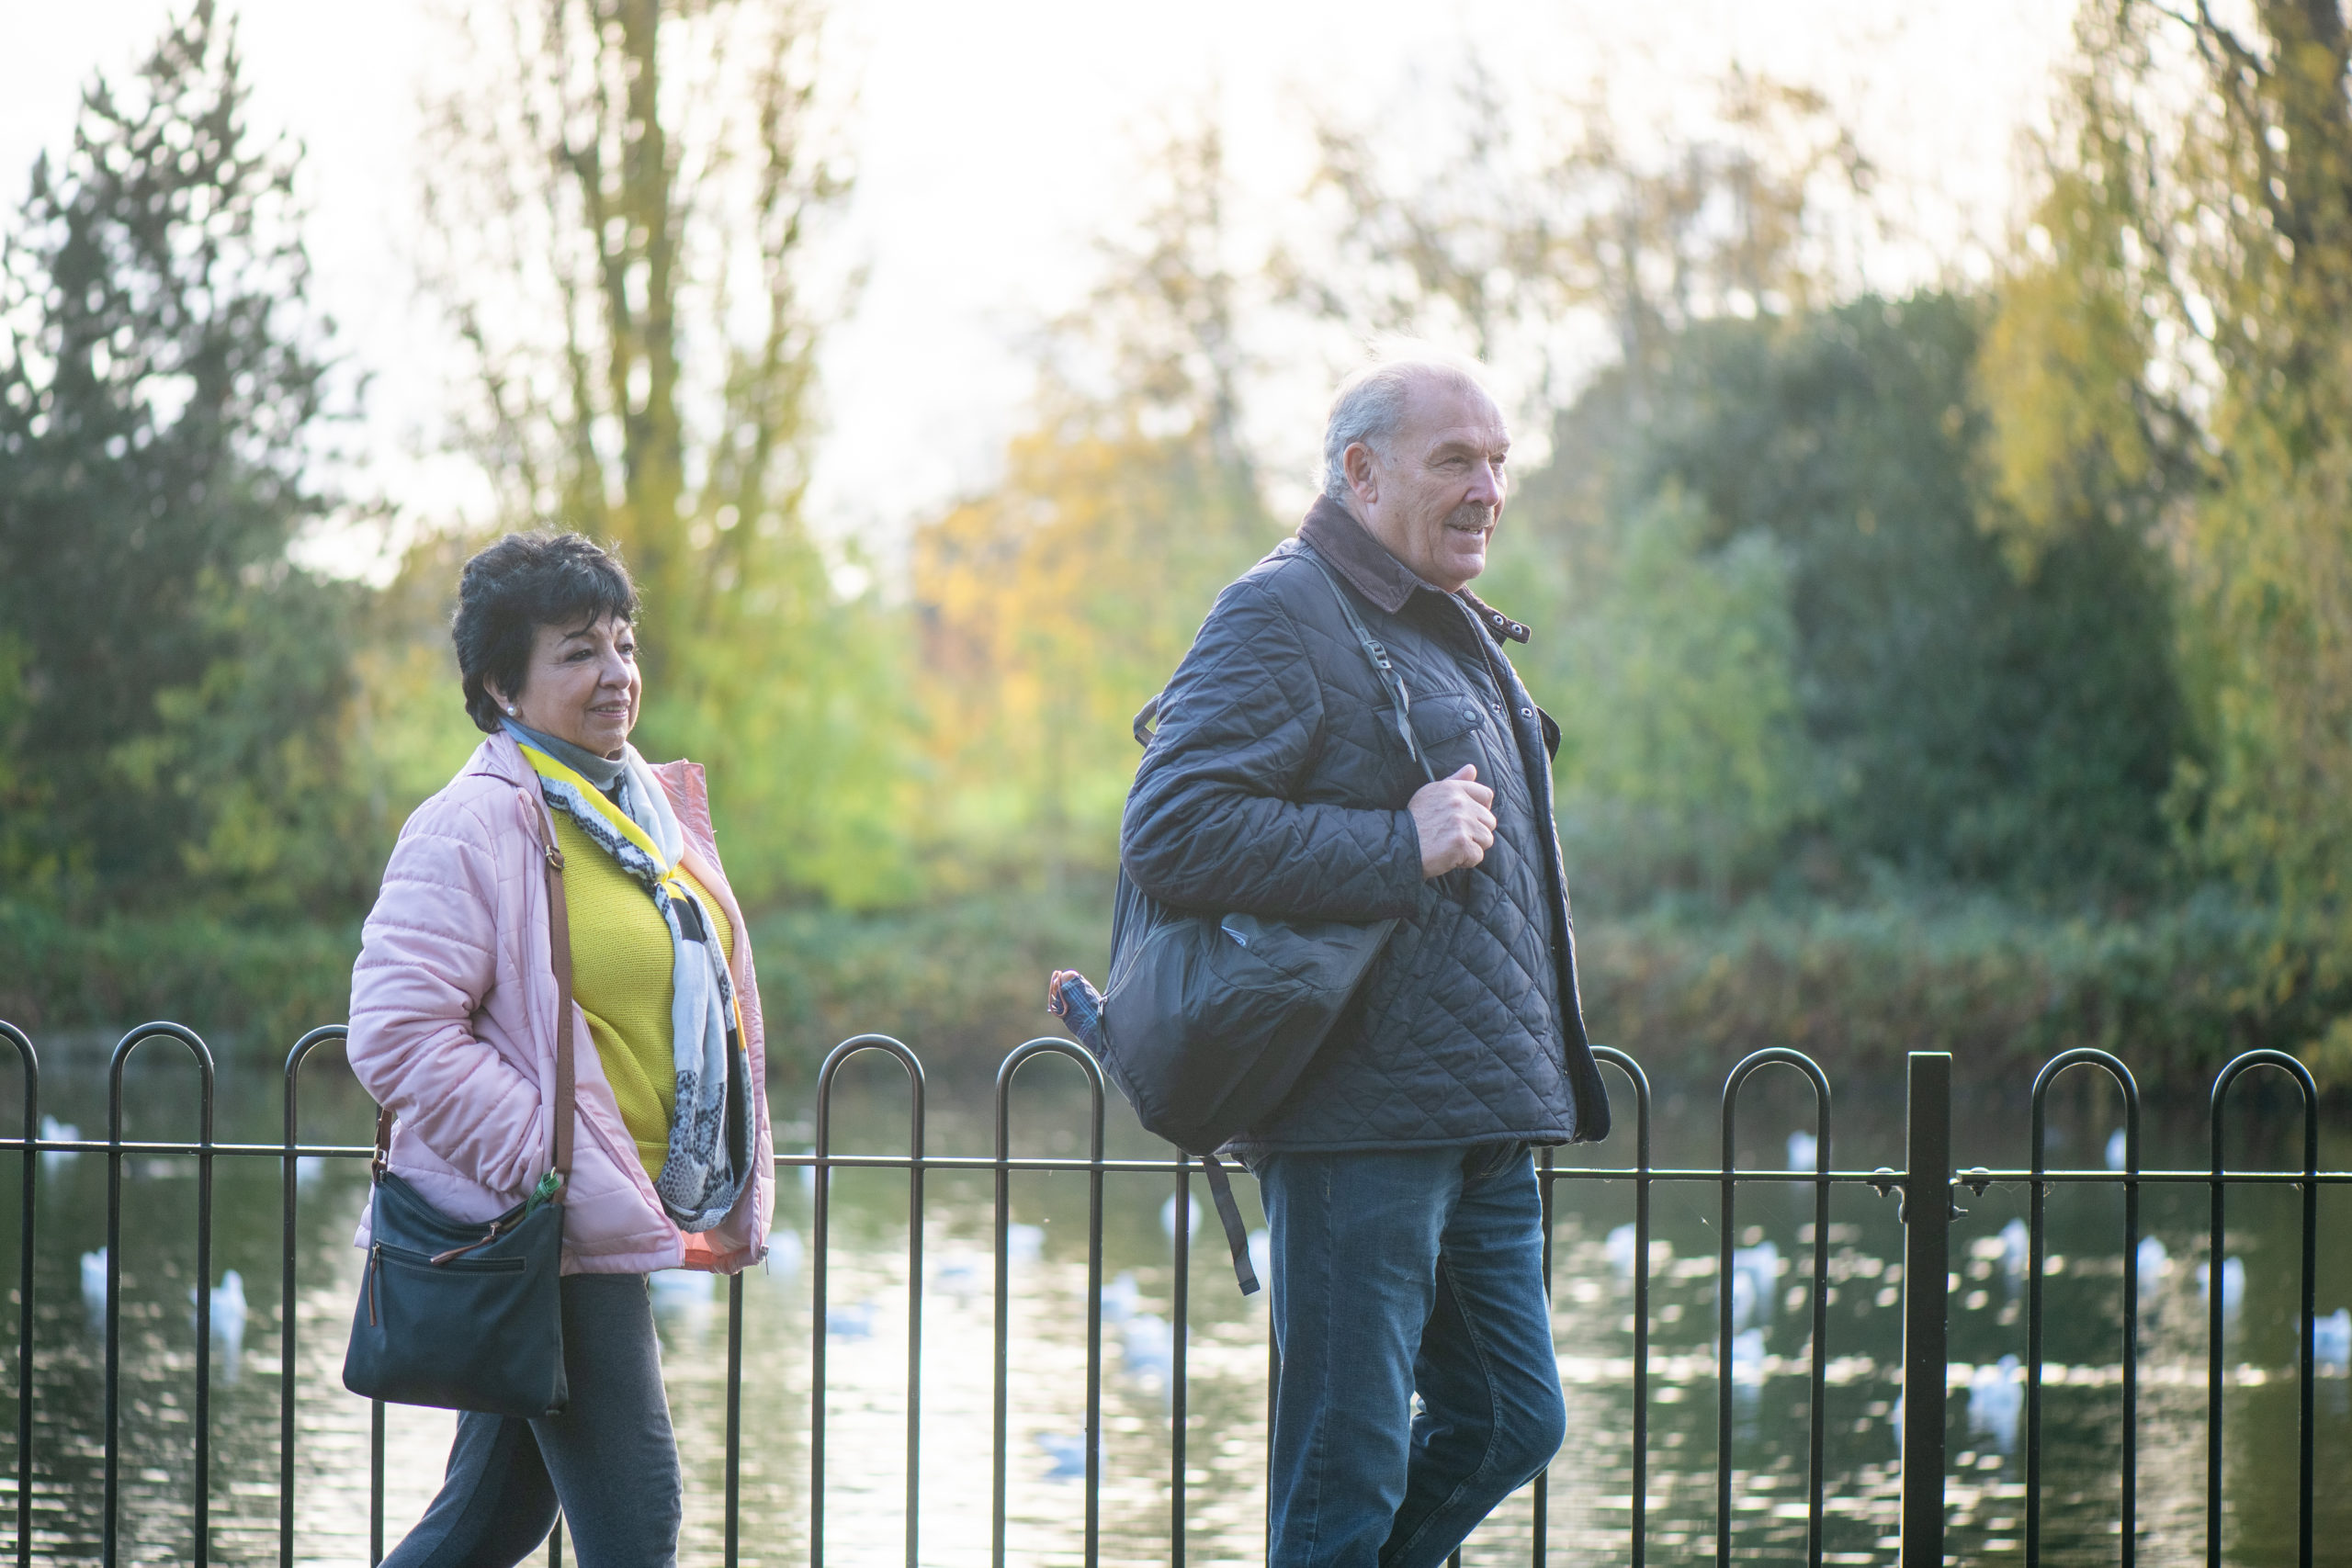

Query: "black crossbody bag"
(1098, 548), (1438, 1292)
(342, 798), (575, 1418)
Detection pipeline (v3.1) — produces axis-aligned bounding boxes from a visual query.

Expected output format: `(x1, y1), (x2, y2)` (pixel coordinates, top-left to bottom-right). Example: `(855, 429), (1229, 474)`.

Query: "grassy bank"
(2, 890), (2339, 1095)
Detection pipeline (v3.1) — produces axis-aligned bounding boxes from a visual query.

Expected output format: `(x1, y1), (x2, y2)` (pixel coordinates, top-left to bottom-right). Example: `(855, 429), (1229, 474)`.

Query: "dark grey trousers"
(383, 1272), (681, 1568)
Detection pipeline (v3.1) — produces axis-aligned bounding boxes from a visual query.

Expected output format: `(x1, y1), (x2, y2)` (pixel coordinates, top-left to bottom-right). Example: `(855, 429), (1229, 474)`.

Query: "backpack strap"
(1201, 1155), (1261, 1295)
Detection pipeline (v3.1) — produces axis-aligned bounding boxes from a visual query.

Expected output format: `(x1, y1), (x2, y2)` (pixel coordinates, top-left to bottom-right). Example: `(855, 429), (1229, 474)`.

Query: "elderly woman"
(349, 531), (773, 1567)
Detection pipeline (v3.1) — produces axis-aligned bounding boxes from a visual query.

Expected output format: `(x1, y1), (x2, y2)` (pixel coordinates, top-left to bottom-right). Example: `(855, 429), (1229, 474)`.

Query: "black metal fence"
(0, 1018), (2339, 1568)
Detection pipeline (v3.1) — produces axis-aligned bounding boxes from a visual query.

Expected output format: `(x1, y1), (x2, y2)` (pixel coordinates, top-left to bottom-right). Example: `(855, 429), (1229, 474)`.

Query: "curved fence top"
(1718, 1045), (1831, 1178)
(993, 1035), (1105, 1161)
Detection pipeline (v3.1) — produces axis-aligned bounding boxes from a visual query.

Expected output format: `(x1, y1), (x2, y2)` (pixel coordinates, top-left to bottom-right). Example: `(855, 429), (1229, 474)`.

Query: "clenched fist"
(1410, 764), (1496, 878)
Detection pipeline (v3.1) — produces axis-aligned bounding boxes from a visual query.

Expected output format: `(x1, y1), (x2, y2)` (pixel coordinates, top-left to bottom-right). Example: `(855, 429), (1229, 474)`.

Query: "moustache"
(1444, 502), (1496, 532)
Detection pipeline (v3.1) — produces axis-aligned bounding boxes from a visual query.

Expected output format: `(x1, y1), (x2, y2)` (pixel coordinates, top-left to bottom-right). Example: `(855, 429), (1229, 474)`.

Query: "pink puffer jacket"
(347, 732), (775, 1274)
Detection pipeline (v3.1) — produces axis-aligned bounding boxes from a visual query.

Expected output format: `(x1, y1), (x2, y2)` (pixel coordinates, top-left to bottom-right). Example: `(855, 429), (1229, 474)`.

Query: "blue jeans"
(1258, 1145), (1565, 1568)
(383, 1273), (681, 1568)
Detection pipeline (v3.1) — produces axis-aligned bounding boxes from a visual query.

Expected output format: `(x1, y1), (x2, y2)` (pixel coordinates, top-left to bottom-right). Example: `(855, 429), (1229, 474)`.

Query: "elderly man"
(1120, 354), (1611, 1568)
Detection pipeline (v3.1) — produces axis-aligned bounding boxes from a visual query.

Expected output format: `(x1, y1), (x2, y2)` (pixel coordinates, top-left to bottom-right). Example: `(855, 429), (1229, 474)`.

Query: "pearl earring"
(506, 705), (516, 716)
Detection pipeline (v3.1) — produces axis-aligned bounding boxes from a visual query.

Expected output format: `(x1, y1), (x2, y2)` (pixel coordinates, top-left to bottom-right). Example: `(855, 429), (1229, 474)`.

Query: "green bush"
(751, 885), (2342, 1096)
(748, 886), (1113, 1086)
(1577, 892), (2345, 1089)
(0, 901), (356, 1053)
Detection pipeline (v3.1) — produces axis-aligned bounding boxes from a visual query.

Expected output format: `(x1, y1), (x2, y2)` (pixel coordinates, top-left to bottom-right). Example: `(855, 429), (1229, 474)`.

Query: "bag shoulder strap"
(1296, 545), (1440, 785)
(372, 794), (576, 1199)
(1128, 545), (1441, 786)
(537, 799), (576, 1190)
(1201, 1155), (1261, 1295)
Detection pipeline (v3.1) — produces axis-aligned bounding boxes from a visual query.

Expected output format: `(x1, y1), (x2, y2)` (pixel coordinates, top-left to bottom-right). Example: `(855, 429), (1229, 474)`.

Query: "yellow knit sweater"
(554, 812), (735, 1180)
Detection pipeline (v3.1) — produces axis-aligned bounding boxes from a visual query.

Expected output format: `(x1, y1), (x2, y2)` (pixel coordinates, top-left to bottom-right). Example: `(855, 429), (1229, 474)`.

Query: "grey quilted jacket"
(1121, 497), (1611, 1154)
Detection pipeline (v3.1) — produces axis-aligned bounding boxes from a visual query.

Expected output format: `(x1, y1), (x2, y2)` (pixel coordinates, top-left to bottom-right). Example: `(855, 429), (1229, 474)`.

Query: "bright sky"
(3, 0), (2076, 567)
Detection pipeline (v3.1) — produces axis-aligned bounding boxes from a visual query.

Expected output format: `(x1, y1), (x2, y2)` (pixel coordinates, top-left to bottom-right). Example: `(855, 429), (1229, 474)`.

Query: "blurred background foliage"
(6, 0), (2352, 1092)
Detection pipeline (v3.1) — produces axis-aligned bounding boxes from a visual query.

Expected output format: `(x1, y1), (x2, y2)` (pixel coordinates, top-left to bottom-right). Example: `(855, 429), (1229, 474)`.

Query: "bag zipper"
(375, 1239), (528, 1273)
(428, 1220), (504, 1266)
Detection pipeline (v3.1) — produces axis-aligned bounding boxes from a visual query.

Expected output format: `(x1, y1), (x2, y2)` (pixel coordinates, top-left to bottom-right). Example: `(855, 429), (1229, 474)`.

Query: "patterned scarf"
(503, 721), (752, 1232)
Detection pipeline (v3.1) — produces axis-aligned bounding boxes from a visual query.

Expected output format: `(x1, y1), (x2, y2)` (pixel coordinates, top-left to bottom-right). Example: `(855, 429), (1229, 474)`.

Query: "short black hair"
(452, 532), (640, 735)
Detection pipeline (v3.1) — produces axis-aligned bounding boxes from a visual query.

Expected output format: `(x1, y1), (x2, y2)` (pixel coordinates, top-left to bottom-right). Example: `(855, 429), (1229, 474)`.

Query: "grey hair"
(1318, 352), (1495, 502)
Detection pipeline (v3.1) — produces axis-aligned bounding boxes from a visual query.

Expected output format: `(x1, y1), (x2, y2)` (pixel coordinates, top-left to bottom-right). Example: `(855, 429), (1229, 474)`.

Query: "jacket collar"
(469, 729), (531, 785)
(1296, 494), (1531, 645)
(471, 731), (717, 851)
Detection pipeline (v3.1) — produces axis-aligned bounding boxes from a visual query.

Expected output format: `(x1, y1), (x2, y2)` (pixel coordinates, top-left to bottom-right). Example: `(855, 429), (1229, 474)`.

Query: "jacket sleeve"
(347, 790), (551, 1198)
(1122, 572), (1427, 921)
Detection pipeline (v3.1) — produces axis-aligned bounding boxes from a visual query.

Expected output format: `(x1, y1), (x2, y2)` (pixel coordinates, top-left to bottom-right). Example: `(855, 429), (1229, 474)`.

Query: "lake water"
(0, 1032), (2344, 1566)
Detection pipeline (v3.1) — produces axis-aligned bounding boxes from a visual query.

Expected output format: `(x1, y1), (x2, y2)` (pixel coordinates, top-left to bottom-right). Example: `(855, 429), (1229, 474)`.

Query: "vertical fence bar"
(0, 1023), (35, 1568)
(1714, 1087), (1736, 1568)
(369, 1397), (385, 1566)
(2206, 1050), (2319, 1568)
(812, 1120), (831, 1568)
(810, 1035), (925, 1568)
(1532, 1142), (1553, 1568)
(1083, 1073), (1103, 1568)
(1715, 1048), (1831, 1568)
(194, 1056), (214, 1568)
(2120, 1089), (2141, 1568)
(1898, 1051), (1951, 1568)
(905, 1073), (925, 1568)
(2205, 1073), (2223, 1568)
(989, 1041), (1105, 1568)
(281, 1028), (346, 1568)
(1170, 1154), (1190, 1568)
(1590, 1047), (1652, 1568)
(104, 1024), (217, 1568)
(2294, 1088), (2317, 1568)
(2023, 1050), (2137, 1568)
(991, 1100), (1010, 1568)
(103, 1052), (124, 1567)
(1802, 1089), (1830, 1567)
(726, 1269), (743, 1568)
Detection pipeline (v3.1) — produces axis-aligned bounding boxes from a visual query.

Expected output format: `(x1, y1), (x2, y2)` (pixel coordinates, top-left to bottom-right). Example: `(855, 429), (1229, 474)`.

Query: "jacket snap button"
(1463, 708), (1478, 722)
(1521, 706), (1532, 717)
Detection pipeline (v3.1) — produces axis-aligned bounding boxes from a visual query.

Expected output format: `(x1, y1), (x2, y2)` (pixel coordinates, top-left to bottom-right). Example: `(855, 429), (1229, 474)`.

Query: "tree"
(1296, 60), (2183, 903)
(1982, 0), (2352, 1064)
(419, 0), (912, 908)
(0, 1), (363, 913)
(1515, 486), (1811, 905)
(911, 127), (1278, 892)
(1561, 296), (2185, 897)
(1287, 62), (1871, 409)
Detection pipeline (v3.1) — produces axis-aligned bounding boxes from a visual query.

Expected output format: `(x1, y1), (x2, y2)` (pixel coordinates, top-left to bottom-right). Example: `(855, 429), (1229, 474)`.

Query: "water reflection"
(0, 1037), (2337, 1565)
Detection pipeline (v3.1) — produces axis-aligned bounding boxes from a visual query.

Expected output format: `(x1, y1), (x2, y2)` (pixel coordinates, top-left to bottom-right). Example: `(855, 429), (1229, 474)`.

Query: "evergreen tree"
(0, 1), (361, 913)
